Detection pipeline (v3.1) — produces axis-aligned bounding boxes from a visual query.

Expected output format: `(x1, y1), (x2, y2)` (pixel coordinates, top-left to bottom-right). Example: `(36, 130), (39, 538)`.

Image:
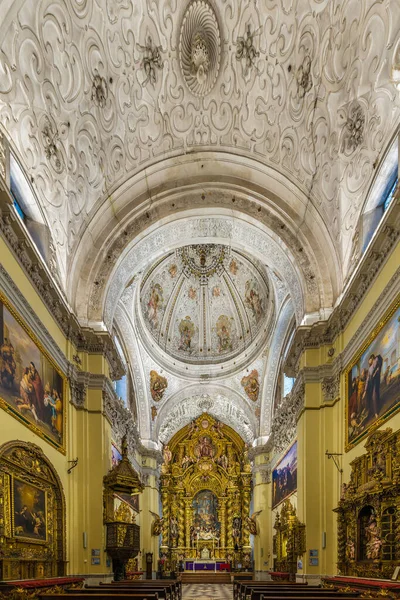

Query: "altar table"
(185, 560), (230, 572)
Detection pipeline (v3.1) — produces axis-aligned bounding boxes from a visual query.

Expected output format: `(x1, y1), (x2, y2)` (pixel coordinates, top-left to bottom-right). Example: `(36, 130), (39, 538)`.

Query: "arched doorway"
(0, 441), (66, 580)
(158, 413), (253, 573)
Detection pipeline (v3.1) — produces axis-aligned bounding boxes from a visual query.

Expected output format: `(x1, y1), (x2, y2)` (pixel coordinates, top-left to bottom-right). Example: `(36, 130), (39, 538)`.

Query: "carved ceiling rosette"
(179, 0), (221, 96)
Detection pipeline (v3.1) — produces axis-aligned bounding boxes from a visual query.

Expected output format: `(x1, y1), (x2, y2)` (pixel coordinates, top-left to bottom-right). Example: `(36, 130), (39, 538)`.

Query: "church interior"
(0, 0), (399, 599)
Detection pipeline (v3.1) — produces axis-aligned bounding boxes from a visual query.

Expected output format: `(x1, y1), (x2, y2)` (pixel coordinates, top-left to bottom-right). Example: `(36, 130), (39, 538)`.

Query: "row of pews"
(234, 581), (361, 600)
(38, 579), (182, 600)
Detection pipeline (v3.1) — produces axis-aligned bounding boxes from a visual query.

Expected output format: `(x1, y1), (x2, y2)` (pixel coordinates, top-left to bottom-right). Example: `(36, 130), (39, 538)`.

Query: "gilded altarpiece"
(273, 499), (306, 579)
(0, 441), (66, 580)
(334, 428), (400, 579)
(159, 414), (253, 568)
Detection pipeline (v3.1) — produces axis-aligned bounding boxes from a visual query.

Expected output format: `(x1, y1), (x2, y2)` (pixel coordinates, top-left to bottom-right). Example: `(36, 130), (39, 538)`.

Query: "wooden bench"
(234, 581), (309, 599)
(73, 587), (171, 600)
(102, 580), (181, 600)
(41, 594), (159, 600)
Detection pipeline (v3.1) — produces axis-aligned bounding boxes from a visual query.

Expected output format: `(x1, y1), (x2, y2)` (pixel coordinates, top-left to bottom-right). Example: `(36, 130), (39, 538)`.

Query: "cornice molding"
(0, 192), (124, 380)
(270, 376), (305, 456)
(284, 197), (400, 376)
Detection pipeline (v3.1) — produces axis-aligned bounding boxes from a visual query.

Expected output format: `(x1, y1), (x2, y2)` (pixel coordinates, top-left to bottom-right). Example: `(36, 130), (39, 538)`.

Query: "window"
(10, 154), (51, 264)
(360, 137), (398, 254)
(113, 335), (128, 406)
(283, 374), (295, 397)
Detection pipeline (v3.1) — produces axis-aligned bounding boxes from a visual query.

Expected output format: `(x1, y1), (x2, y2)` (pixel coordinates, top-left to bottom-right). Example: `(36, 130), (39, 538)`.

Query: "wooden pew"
(240, 589), (359, 600)
(70, 587), (171, 600)
(101, 580), (181, 600)
(41, 594), (159, 600)
(234, 581), (308, 599)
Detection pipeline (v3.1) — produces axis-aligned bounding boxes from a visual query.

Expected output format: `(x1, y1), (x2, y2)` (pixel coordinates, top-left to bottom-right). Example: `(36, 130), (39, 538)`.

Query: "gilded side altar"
(158, 414), (253, 570)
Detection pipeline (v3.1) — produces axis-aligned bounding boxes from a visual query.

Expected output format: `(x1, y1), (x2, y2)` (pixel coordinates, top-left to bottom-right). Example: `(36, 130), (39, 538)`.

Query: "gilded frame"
(345, 296), (400, 452)
(11, 475), (48, 544)
(0, 291), (66, 453)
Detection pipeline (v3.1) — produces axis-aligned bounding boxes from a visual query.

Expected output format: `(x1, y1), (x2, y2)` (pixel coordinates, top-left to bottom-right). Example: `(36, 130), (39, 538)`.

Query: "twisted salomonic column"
(161, 488), (170, 551)
(185, 496), (192, 550)
(227, 490), (234, 549)
(178, 491), (185, 548)
(241, 482), (252, 548)
(219, 496), (227, 551)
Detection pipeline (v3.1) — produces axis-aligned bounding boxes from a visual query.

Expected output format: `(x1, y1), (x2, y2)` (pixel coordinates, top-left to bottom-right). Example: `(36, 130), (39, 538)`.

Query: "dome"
(138, 244), (274, 366)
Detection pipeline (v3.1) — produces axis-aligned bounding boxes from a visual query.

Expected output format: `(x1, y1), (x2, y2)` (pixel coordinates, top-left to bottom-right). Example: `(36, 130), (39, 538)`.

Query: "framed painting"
(345, 299), (400, 450)
(115, 492), (139, 513)
(11, 476), (47, 543)
(272, 441), (297, 509)
(0, 293), (65, 452)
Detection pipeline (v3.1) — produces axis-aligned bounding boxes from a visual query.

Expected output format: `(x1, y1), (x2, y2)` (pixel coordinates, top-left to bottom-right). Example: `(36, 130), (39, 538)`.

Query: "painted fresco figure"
(363, 353), (383, 420)
(0, 337), (16, 388)
(29, 362), (44, 421)
(18, 367), (38, 422)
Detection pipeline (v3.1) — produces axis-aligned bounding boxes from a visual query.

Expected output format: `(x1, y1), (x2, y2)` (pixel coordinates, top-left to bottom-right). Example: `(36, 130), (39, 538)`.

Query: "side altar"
(154, 414), (257, 573)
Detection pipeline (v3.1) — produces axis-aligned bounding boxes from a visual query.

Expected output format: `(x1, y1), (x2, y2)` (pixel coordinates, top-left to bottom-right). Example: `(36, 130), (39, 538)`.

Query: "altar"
(185, 560), (231, 572)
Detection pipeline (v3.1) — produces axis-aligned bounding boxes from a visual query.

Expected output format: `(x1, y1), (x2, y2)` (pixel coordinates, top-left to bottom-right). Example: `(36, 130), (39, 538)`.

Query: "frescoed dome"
(138, 244), (274, 366)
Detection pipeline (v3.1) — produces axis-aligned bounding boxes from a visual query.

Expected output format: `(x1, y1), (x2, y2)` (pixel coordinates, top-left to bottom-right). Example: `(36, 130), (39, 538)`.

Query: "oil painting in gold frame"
(0, 292), (66, 452)
(11, 476), (47, 543)
(345, 297), (400, 451)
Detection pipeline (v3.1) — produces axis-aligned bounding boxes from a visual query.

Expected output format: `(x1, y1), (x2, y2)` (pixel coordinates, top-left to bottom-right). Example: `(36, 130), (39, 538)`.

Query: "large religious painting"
(115, 492), (139, 513)
(192, 490), (220, 539)
(345, 301), (400, 450)
(0, 294), (65, 452)
(12, 477), (47, 543)
(272, 441), (297, 509)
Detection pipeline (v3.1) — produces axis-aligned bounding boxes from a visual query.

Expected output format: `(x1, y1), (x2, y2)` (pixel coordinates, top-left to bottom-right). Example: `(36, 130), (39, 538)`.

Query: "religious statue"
(195, 435), (215, 459)
(232, 516), (242, 546)
(345, 538), (355, 561)
(149, 511), (164, 536)
(365, 514), (382, 560)
(163, 444), (172, 465)
(170, 516), (179, 543)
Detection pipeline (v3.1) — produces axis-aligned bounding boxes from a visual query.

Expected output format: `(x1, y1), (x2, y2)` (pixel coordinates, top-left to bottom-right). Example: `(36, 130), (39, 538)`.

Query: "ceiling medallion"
(179, 0), (221, 97)
(177, 244), (226, 284)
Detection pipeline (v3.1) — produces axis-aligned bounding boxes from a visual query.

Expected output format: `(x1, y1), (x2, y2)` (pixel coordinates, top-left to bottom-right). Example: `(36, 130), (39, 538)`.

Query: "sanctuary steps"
(181, 572), (232, 584)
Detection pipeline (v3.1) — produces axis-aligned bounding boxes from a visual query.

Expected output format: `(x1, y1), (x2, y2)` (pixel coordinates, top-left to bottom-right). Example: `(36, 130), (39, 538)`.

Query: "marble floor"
(182, 583), (233, 600)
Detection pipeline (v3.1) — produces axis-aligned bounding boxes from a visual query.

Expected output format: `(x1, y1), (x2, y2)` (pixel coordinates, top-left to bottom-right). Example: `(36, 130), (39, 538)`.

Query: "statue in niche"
(195, 435), (215, 459)
(365, 514), (382, 560)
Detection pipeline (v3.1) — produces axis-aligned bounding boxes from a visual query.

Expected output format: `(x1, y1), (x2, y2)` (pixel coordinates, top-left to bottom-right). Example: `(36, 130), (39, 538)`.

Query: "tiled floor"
(183, 583), (233, 599)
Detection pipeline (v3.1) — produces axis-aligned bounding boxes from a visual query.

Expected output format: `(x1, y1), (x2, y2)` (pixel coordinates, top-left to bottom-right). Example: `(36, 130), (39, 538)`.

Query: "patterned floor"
(183, 583), (233, 600)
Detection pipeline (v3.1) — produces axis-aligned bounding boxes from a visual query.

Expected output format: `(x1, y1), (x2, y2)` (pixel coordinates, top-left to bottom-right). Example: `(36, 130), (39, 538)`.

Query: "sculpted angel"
(245, 510), (262, 535)
(149, 511), (164, 536)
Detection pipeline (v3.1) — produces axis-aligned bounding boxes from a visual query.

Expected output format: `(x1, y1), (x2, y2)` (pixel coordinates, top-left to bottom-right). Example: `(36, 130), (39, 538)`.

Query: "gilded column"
(241, 476), (252, 548)
(185, 496), (192, 550)
(219, 497), (227, 552)
(178, 491), (185, 548)
(227, 490), (234, 549)
(160, 487), (170, 552)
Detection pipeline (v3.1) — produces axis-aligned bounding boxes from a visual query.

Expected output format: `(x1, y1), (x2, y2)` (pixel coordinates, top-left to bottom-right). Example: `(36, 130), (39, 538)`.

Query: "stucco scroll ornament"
(272, 382), (305, 454)
(68, 379), (87, 408)
(296, 55), (312, 99)
(322, 373), (340, 403)
(0, 131), (6, 182)
(41, 117), (65, 174)
(137, 36), (163, 87)
(91, 72), (108, 108)
(236, 24), (260, 76)
(341, 102), (365, 155)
